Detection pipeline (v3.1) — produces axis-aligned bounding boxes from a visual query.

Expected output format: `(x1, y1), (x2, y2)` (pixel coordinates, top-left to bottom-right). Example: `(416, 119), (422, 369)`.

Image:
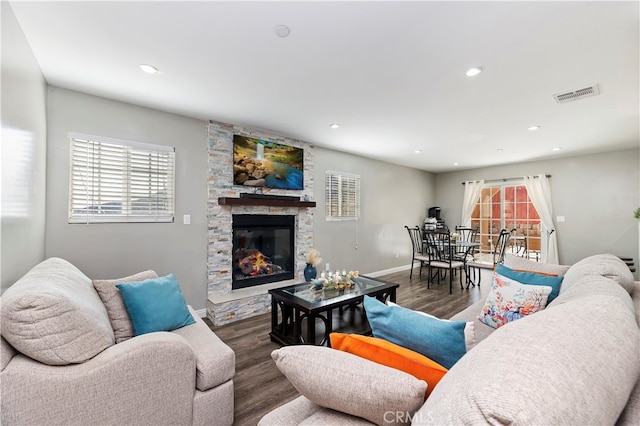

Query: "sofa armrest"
(171, 306), (235, 391)
(1, 332), (196, 426)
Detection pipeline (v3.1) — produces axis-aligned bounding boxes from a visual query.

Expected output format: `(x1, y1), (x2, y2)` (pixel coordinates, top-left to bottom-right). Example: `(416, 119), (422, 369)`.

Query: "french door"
(471, 184), (541, 261)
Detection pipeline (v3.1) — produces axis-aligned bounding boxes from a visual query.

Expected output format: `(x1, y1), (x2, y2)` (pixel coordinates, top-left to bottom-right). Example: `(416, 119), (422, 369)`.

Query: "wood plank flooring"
(208, 267), (492, 426)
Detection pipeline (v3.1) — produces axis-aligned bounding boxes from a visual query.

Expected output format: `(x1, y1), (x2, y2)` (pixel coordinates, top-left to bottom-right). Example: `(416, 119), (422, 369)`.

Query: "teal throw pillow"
(363, 296), (466, 369)
(496, 263), (564, 303)
(116, 274), (195, 336)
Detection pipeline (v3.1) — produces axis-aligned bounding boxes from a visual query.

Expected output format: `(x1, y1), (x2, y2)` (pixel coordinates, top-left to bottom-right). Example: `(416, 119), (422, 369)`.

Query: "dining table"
(422, 236), (481, 288)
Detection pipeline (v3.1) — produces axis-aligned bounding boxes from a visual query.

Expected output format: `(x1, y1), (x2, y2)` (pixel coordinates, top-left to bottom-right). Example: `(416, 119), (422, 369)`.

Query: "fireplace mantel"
(218, 197), (316, 208)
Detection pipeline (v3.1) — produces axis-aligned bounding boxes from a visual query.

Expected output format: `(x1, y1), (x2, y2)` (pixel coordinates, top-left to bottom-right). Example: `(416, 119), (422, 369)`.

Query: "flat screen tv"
(233, 135), (304, 190)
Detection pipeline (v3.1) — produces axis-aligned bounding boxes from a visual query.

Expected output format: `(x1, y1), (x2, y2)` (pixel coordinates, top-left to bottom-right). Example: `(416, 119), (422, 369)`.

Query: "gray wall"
(45, 87), (210, 310)
(312, 147), (435, 275)
(43, 89), (435, 309)
(1, 2), (48, 292)
(435, 149), (640, 276)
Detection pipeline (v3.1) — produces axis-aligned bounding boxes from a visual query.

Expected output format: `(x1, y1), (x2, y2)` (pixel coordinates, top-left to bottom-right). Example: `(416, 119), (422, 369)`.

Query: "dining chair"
(454, 226), (480, 288)
(405, 226), (430, 280)
(424, 229), (465, 294)
(493, 228), (513, 266)
(508, 229), (528, 257)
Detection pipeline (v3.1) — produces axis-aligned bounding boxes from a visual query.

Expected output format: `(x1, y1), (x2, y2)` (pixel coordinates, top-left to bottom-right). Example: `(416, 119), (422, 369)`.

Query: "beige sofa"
(0, 257), (235, 426)
(260, 253), (640, 425)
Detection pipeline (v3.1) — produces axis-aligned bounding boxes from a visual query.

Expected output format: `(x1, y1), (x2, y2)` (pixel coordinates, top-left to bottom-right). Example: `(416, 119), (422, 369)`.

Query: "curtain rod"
(462, 174), (551, 185)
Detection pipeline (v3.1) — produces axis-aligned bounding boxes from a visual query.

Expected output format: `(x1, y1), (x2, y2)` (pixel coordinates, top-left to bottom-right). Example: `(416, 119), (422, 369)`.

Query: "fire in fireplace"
(232, 214), (295, 289)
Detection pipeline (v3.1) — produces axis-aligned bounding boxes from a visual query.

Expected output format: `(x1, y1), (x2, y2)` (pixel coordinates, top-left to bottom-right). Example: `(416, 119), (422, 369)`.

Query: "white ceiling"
(9, 1), (640, 173)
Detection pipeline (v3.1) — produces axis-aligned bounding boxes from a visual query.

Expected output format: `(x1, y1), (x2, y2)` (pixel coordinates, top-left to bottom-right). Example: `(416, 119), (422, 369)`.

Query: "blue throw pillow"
(116, 274), (195, 336)
(496, 263), (564, 302)
(363, 296), (466, 369)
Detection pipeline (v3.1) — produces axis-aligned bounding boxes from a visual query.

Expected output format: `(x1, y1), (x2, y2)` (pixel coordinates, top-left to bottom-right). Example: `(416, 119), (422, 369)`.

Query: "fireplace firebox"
(232, 214), (295, 289)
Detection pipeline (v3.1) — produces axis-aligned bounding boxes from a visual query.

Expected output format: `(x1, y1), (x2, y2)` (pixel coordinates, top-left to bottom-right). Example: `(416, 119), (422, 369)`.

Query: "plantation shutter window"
(69, 132), (175, 223)
(325, 170), (360, 220)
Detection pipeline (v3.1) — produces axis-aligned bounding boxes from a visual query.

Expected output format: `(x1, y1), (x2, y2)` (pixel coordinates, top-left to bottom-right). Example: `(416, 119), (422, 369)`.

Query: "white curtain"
(460, 180), (484, 227)
(524, 175), (558, 264)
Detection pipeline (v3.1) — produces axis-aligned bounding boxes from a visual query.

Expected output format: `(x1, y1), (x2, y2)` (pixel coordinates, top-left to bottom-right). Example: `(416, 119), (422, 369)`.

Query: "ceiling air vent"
(553, 84), (599, 104)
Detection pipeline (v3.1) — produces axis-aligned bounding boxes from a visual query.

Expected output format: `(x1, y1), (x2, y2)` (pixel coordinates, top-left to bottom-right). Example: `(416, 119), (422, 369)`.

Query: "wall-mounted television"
(233, 135), (304, 190)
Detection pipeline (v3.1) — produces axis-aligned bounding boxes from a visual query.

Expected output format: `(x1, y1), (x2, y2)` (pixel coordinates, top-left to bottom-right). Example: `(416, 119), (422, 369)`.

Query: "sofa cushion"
(271, 345), (426, 425)
(93, 270), (158, 343)
(0, 258), (115, 365)
(503, 253), (570, 276)
(364, 296), (466, 369)
(330, 333), (447, 398)
(414, 288), (640, 425)
(116, 274), (195, 336)
(300, 407), (377, 425)
(562, 253), (635, 294)
(496, 263), (564, 302)
(258, 396), (374, 426)
(171, 306), (236, 391)
(449, 299), (496, 346)
(478, 273), (552, 329)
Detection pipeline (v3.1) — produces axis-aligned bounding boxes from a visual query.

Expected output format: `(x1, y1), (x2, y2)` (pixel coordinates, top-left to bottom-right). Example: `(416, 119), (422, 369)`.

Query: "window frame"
(68, 132), (175, 224)
(325, 170), (360, 221)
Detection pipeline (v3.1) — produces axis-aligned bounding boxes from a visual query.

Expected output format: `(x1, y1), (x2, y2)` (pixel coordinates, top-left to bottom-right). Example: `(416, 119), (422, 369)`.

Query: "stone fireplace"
(207, 120), (315, 326)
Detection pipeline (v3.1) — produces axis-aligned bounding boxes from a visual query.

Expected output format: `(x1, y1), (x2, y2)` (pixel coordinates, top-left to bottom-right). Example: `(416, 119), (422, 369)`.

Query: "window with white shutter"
(325, 170), (360, 221)
(68, 132), (175, 223)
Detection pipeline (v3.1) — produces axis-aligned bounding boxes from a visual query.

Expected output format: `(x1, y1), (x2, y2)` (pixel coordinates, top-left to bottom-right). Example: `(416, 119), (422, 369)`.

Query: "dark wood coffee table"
(269, 276), (398, 346)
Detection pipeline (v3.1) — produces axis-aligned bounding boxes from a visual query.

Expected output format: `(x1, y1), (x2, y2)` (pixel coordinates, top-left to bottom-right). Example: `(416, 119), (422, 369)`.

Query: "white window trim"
(325, 170), (360, 221)
(68, 132), (175, 224)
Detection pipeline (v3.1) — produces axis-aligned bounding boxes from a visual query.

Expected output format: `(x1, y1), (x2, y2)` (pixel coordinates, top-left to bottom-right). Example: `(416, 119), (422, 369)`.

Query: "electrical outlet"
(325, 263), (330, 271)
(556, 216), (565, 223)
(183, 214), (191, 225)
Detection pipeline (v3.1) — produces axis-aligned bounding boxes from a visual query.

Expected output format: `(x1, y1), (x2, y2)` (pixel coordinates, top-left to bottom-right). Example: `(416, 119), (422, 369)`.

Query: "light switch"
(183, 214), (191, 225)
(556, 216), (565, 223)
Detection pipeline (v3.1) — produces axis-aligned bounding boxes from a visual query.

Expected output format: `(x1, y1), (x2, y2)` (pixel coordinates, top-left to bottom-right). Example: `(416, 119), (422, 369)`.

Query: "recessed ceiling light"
(496, 148), (504, 152)
(275, 25), (290, 37)
(528, 125), (541, 131)
(414, 150), (422, 154)
(139, 64), (158, 74)
(329, 123), (340, 129)
(552, 147), (562, 151)
(465, 67), (483, 77)
(453, 162), (459, 166)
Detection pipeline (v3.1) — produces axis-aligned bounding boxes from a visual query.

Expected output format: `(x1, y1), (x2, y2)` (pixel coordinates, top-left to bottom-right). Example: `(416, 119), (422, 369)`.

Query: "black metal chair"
(454, 226), (480, 287)
(424, 229), (465, 294)
(493, 228), (513, 266)
(405, 226), (430, 280)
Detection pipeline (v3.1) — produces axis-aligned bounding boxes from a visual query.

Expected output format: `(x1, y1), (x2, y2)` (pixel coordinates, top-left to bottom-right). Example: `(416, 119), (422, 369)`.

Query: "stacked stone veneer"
(207, 120), (315, 326)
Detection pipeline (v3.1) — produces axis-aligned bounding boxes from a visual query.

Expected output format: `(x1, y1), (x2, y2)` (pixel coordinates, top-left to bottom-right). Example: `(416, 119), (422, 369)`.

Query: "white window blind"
(325, 170), (360, 220)
(69, 132), (175, 223)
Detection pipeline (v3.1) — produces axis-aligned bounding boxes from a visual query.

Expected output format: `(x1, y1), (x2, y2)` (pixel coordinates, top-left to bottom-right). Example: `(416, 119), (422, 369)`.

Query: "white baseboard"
(364, 263), (412, 278)
(195, 308), (207, 318)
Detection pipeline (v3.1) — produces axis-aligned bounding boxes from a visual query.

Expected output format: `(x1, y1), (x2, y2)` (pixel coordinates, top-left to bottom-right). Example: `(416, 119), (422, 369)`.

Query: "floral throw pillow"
(478, 273), (553, 329)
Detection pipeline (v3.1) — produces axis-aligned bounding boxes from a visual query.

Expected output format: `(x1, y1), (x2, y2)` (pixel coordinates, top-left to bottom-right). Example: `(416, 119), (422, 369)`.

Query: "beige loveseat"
(0, 257), (235, 426)
(260, 253), (640, 425)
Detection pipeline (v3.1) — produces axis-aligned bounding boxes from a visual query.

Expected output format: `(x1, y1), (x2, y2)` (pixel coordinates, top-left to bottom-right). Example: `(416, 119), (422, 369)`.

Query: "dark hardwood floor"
(208, 267), (492, 426)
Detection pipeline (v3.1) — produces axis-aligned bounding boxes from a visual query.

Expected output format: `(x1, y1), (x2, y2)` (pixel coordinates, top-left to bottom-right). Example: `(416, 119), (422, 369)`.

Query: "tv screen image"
(233, 135), (304, 190)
